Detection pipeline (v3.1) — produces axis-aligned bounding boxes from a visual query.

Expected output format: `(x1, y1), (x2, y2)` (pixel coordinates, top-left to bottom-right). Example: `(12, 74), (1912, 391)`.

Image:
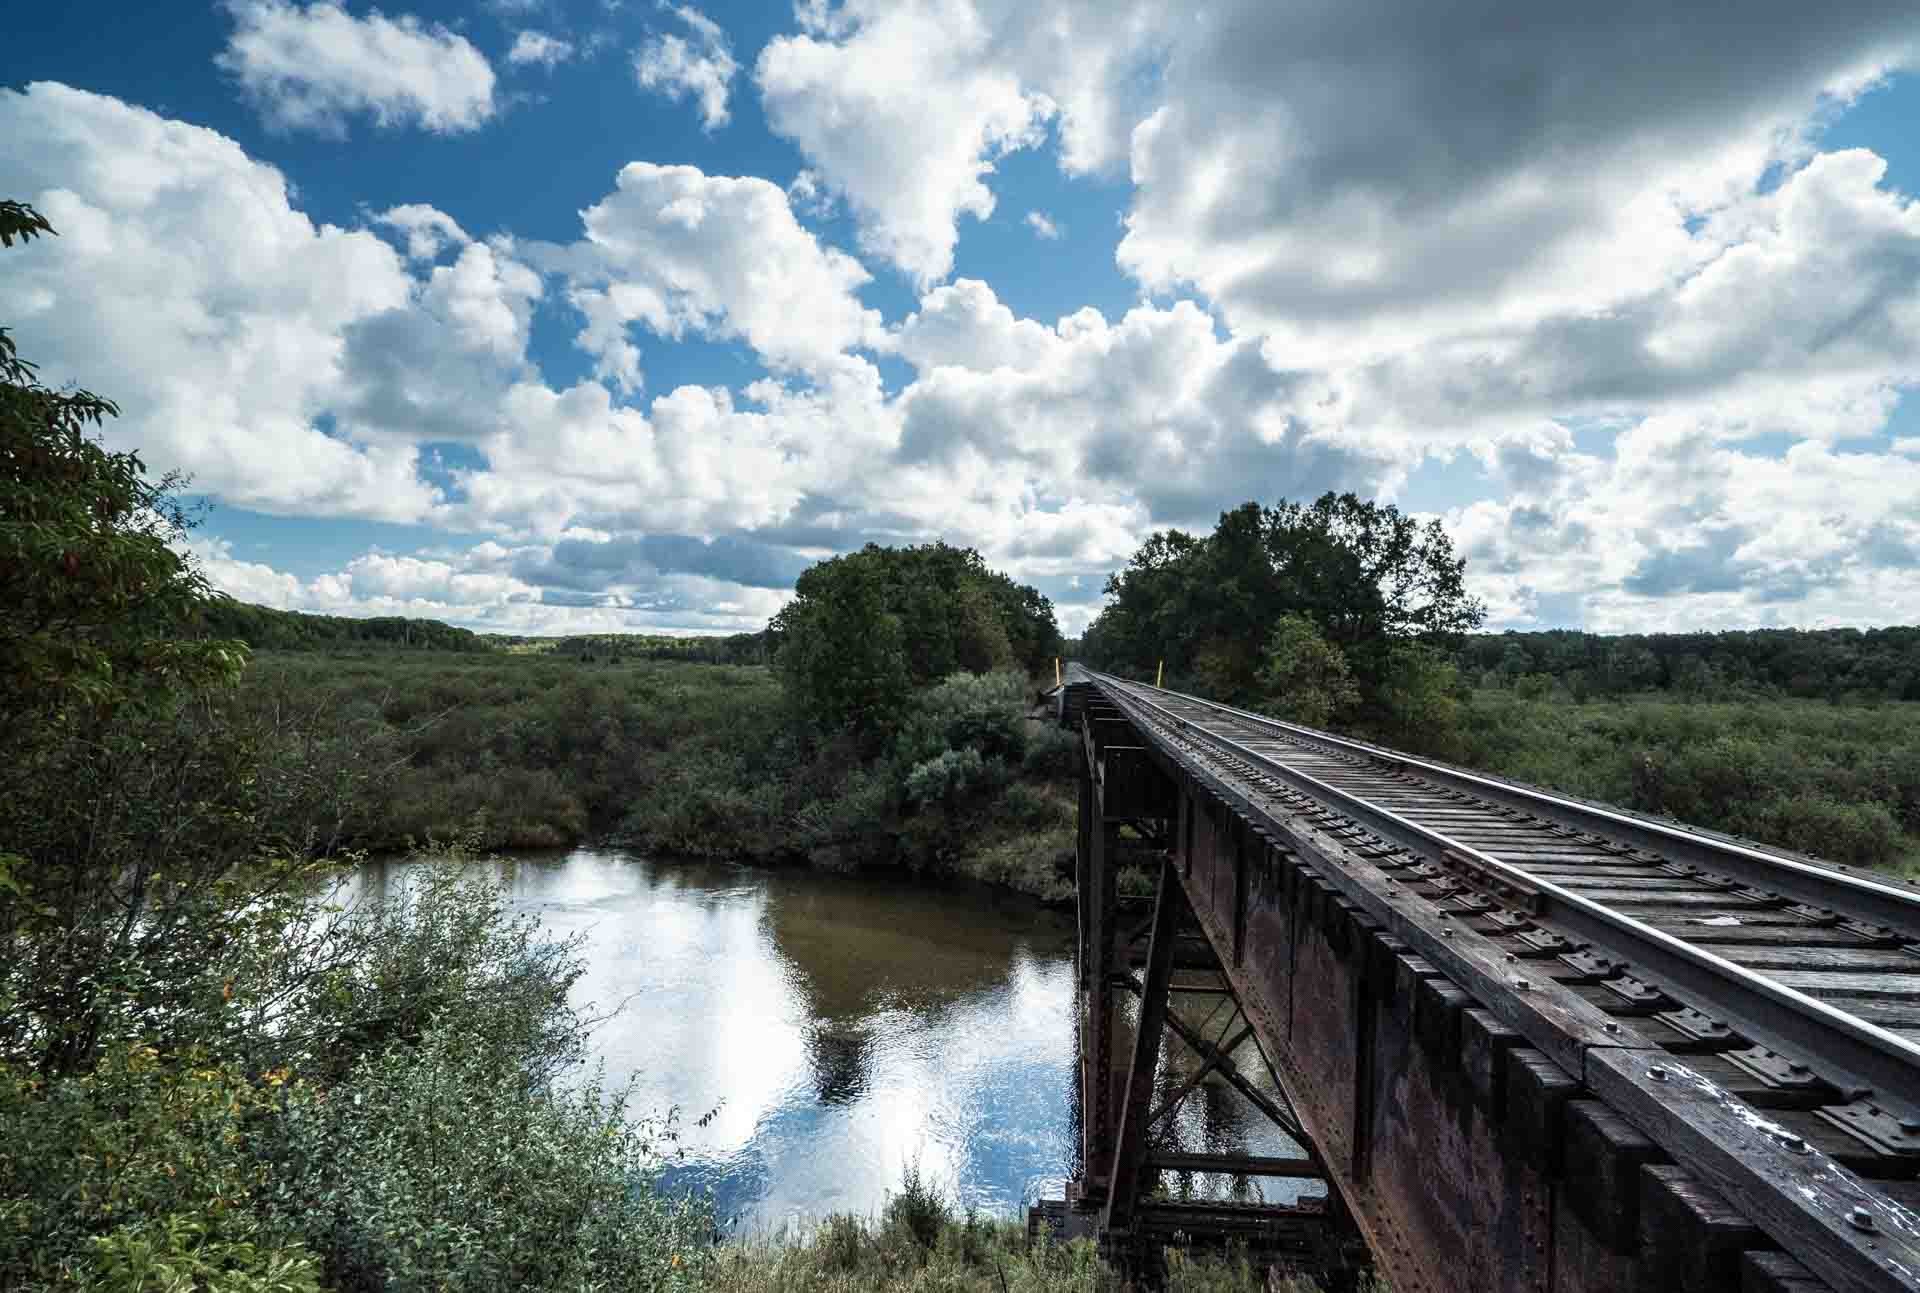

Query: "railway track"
(1085, 670), (1920, 1227)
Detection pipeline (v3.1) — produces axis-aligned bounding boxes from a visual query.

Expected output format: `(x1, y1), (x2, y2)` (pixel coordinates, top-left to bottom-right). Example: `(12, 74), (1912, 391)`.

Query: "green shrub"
(261, 1026), (714, 1293)
(0, 1045), (306, 1289)
(1021, 724), (1077, 779)
(904, 747), (995, 808)
(75, 1212), (323, 1293)
(289, 859), (591, 1086)
(882, 1160), (952, 1250)
(895, 671), (1030, 768)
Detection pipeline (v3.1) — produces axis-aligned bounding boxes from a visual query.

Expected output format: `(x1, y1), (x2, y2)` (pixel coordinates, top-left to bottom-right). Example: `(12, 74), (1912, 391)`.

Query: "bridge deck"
(1054, 668), (1920, 1293)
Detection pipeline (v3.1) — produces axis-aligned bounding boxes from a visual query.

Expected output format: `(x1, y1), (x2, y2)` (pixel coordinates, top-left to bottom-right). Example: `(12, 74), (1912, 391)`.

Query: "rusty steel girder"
(1045, 681), (1873, 1293)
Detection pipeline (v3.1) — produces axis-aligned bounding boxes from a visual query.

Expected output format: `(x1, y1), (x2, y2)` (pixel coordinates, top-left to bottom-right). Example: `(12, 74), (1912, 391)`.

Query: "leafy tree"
(1376, 642), (1465, 752)
(1084, 491), (1485, 708)
(0, 201), (314, 1076)
(770, 542), (1059, 736)
(771, 549), (912, 736)
(1257, 613), (1360, 729)
(0, 201), (246, 728)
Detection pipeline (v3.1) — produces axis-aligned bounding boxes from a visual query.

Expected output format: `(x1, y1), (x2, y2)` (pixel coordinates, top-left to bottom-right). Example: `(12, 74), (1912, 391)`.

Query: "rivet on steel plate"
(1603, 1022), (1621, 1035)
(1848, 1206), (1877, 1232)
(1648, 1065), (1669, 1082)
(1776, 1133), (1810, 1154)
(1511, 977), (1530, 991)
(1504, 953), (1517, 963)
(1441, 929), (1455, 939)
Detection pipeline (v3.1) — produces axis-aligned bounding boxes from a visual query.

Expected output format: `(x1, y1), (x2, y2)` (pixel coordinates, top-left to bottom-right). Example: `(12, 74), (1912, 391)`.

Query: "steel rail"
(1098, 672), (1920, 937)
(1086, 670), (1920, 1116)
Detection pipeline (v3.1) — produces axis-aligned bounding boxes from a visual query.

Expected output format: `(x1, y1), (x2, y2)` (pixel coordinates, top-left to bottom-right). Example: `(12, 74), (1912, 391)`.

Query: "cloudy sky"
(5, 1), (1919, 637)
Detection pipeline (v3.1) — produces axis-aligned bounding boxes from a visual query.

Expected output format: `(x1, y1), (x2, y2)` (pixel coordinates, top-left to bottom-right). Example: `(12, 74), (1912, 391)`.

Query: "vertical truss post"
(1106, 856), (1181, 1237)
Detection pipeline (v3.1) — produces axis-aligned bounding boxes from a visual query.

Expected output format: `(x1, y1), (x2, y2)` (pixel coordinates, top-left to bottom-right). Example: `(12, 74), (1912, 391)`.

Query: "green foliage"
(76, 1211), (324, 1293)
(894, 670), (1030, 768)
(1257, 613), (1359, 729)
(1455, 692), (1920, 872)
(707, 1186), (1291, 1293)
(289, 859), (592, 1086)
(1, 208), (245, 728)
(197, 602), (486, 654)
(1373, 642), (1465, 753)
(1083, 492), (1484, 709)
(904, 747), (994, 809)
(772, 543), (1060, 737)
(882, 1159), (953, 1250)
(1455, 625), (1920, 703)
(0, 677), (378, 1076)
(263, 1025), (711, 1293)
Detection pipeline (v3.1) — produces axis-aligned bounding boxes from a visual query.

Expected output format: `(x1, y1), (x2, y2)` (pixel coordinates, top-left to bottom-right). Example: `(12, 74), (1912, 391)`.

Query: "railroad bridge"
(1030, 666), (1920, 1292)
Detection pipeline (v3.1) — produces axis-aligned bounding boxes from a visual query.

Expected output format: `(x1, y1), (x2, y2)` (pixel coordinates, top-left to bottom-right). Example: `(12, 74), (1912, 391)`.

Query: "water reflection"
(353, 849), (1079, 1230)
(351, 849), (1317, 1227)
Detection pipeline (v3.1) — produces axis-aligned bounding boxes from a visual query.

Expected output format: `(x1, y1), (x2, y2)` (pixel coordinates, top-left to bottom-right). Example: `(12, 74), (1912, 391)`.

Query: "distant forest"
(198, 600), (488, 652)
(198, 599), (769, 664)
(1455, 626), (1920, 702)
(204, 596), (1920, 705)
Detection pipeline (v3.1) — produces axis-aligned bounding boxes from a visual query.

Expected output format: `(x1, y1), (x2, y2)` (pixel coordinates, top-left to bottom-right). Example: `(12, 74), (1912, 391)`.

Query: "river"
(354, 847), (1312, 1235)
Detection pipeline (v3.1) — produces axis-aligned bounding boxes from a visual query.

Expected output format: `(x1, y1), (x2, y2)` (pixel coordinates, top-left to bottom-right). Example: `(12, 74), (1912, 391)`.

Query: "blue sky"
(4, 1), (1918, 636)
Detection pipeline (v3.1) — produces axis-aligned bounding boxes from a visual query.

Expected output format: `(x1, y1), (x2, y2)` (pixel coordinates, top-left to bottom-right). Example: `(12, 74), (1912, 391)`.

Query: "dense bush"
(1453, 692), (1920, 872)
(0, 1043), (319, 1289)
(265, 1025), (710, 1293)
(1, 856), (717, 1291)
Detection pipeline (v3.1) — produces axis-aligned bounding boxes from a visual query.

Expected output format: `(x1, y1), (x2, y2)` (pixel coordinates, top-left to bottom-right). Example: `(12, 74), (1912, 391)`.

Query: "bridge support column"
(1049, 689), (1363, 1283)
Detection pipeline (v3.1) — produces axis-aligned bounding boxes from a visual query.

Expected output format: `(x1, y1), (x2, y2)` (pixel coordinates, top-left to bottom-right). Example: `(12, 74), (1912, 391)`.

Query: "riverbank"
(707, 1207), (1320, 1293)
(240, 650), (1080, 902)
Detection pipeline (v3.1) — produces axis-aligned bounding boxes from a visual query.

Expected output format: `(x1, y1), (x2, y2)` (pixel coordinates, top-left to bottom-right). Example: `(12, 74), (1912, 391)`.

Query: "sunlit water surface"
(353, 850), (1080, 1232)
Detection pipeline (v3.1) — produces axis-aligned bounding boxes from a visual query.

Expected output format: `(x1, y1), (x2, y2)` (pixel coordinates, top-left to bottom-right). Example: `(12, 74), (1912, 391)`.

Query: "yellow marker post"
(1054, 657), (1063, 689)
(1155, 660), (1164, 688)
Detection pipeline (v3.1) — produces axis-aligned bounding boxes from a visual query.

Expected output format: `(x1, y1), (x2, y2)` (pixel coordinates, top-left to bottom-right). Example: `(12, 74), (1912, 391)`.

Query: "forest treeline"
(1454, 626), (1920, 702)
(490, 628), (772, 664)
(199, 599), (489, 652)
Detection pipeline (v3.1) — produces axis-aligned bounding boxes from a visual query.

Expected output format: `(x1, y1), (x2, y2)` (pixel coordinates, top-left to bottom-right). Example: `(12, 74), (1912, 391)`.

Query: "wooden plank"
(1698, 947), (1920, 974)
(1572, 891), (1776, 908)
(1777, 995), (1920, 1027)
(1523, 867), (1688, 880)
(1583, 1046), (1920, 1293)
(1637, 1164), (1766, 1293)
(1642, 916), (1860, 937)
(1549, 876), (1718, 892)
(1742, 1250), (1839, 1292)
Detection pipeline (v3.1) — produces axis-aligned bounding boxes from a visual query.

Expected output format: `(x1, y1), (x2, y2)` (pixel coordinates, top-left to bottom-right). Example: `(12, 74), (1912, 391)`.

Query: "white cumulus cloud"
(508, 29), (575, 69)
(216, 0), (498, 136)
(634, 4), (737, 131)
(527, 162), (887, 389)
(0, 82), (439, 521)
(757, 0), (1058, 284)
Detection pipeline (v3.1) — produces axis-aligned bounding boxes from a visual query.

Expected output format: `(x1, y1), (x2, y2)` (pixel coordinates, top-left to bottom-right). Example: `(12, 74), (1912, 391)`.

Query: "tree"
(1257, 613), (1360, 729)
(770, 542), (1060, 736)
(1083, 491), (1486, 707)
(0, 200), (315, 1076)
(770, 550), (911, 737)
(1263, 493), (1485, 660)
(1, 200), (246, 728)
